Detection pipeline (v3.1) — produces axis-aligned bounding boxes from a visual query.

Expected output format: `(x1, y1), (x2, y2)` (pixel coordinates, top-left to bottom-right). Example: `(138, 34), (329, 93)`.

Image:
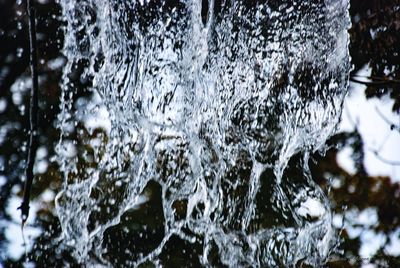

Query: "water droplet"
(16, 47), (23, 58)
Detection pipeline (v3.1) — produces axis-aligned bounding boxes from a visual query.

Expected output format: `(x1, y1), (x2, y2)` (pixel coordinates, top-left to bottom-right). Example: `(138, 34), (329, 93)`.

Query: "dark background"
(0, 0), (399, 267)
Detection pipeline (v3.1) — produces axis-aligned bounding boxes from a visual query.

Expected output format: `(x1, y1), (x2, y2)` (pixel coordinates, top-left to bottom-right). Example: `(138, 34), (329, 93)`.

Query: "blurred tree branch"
(18, 0), (39, 226)
(349, 0), (400, 113)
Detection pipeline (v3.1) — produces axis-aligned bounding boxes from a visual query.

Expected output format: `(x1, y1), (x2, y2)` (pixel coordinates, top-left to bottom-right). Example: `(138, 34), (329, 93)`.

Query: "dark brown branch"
(352, 74), (400, 84)
(18, 0), (39, 225)
(350, 77), (400, 86)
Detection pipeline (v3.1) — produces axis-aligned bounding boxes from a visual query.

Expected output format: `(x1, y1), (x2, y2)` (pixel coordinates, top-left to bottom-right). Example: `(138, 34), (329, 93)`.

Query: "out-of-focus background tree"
(0, 0), (399, 267)
(312, 0), (400, 266)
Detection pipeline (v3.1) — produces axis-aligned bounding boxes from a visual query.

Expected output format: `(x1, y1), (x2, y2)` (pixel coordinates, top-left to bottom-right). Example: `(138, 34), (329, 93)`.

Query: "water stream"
(55, 0), (351, 266)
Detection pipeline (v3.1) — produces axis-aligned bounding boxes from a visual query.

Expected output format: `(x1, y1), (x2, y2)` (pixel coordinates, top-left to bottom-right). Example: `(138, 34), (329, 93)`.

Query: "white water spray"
(56, 0), (350, 266)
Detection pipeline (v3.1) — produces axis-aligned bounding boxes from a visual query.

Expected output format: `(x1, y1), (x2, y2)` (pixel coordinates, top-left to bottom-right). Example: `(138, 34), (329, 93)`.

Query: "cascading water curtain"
(56, 0), (351, 266)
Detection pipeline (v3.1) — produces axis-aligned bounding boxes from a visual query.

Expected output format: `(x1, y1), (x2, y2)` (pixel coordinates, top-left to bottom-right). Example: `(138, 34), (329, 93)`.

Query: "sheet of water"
(55, 0), (350, 266)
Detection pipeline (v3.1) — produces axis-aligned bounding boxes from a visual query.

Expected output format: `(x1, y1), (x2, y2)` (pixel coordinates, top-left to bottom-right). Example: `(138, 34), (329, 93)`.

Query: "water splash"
(55, 0), (351, 266)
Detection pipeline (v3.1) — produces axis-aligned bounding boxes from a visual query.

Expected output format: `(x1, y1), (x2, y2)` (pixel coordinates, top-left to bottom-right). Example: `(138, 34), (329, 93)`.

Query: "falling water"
(55, 0), (351, 266)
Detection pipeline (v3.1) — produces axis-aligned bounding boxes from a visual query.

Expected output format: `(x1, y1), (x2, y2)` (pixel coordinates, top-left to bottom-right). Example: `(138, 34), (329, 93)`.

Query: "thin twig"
(18, 0), (39, 226)
(352, 74), (400, 84)
(350, 77), (400, 86)
(370, 148), (400, 166)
